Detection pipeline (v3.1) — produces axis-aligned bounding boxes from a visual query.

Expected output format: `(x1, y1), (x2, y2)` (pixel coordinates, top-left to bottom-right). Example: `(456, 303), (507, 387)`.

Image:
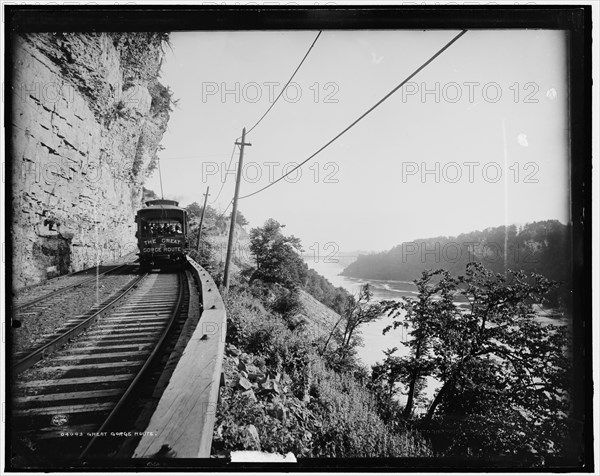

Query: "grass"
(213, 284), (432, 458)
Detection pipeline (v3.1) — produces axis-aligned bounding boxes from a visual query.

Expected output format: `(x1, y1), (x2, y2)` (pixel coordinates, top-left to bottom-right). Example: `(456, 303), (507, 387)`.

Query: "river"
(304, 258), (417, 369)
(304, 258), (441, 406)
(303, 257), (567, 409)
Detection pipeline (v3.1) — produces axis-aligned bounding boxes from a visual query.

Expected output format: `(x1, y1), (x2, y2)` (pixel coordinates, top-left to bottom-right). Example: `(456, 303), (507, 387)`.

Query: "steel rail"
(13, 272), (149, 374)
(78, 271), (187, 459)
(14, 263), (132, 312)
(133, 257), (226, 458)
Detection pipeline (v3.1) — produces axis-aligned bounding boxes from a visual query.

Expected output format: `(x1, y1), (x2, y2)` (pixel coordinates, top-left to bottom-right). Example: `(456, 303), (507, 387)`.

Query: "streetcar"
(135, 199), (188, 270)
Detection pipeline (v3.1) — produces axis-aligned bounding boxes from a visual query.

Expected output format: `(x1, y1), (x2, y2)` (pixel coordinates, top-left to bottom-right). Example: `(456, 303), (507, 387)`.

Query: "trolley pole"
(223, 128), (251, 290)
(196, 186), (210, 252)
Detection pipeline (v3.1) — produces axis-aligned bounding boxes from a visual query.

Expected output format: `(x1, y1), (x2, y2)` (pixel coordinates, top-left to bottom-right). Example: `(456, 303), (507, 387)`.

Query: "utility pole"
(158, 160), (164, 199)
(223, 128), (251, 290)
(196, 186), (210, 252)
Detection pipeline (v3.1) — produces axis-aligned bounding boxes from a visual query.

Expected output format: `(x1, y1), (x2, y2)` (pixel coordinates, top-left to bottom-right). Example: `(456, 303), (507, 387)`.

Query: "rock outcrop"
(11, 32), (172, 289)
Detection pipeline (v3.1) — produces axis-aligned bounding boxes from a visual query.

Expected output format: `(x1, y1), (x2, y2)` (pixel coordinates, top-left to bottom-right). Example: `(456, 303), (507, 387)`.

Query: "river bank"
(303, 258), (415, 368)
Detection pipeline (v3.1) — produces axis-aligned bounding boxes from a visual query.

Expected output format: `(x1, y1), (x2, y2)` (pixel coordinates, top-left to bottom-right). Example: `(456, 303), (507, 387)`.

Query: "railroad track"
(14, 263), (133, 313)
(12, 263), (143, 359)
(13, 268), (147, 373)
(11, 271), (186, 463)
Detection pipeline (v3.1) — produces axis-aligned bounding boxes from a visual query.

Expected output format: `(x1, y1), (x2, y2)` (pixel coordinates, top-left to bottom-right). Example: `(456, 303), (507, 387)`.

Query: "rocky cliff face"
(11, 32), (172, 289)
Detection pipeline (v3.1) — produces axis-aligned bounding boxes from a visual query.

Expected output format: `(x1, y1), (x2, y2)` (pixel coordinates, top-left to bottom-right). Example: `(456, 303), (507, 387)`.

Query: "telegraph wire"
(210, 31), (321, 211)
(209, 142), (239, 205)
(239, 29), (468, 200)
(216, 199), (233, 222)
(245, 30), (322, 137)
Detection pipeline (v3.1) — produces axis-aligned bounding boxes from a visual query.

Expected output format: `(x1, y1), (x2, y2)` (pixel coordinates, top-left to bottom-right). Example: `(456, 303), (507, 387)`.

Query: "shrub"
(214, 384), (319, 457)
(308, 360), (432, 457)
(222, 289), (264, 349)
(270, 287), (304, 320)
(217, 285), (432, 458)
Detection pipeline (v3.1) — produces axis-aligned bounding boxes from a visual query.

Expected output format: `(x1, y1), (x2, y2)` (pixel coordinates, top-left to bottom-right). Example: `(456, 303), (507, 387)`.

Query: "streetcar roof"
(137, 206), (186, 216)
(145, 199), (179, 207)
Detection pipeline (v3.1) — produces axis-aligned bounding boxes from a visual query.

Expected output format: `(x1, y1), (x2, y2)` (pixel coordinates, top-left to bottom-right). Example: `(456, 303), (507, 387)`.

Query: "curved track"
(13, 269), (148, 374)
(11, 271), (187, 463)
(12, 264), (142, 362)
(14, 264), (131, 312)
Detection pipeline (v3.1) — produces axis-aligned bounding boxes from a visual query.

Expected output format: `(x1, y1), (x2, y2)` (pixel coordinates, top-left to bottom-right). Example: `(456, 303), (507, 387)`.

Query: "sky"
(146, 29), (570, 252)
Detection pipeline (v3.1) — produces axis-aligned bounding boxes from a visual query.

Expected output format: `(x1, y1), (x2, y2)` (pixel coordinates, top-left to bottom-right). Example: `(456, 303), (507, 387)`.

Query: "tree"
(247, 219), (306, 289)
(186, 201), (203, 219)
(142, 187), (158, 202)
(371, 348), (404, 401)
(369, 348), (407, 427)
(383, 269), (455, 418)
(338, 284), (383, 357)
(235, 209), (249, 226)
(384, 262), (572, 457)
(186, 202), (217, 222)
(321, 284), (383, 367)
(301, 268), (350, 315)
(340, 220), (572, 310)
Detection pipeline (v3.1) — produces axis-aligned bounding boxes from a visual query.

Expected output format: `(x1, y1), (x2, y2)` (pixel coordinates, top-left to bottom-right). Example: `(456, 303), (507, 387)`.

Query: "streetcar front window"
(141, 219), (183, 236)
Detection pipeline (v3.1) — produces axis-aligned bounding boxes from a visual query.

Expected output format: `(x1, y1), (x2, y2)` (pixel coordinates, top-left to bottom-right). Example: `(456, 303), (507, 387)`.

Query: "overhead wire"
(212, 30), (322, 215)
(209, 142), (239, 205)
(216, 200), (233, 222)
(245, 30), (322, 137)
(238, 29), (468, 200)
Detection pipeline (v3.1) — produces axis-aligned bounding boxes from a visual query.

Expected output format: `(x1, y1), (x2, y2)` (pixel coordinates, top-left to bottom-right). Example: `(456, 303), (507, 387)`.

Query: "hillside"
(185, 217), (431, 458)
(341, 220), (571, 307)
(192, 216), (575, 461)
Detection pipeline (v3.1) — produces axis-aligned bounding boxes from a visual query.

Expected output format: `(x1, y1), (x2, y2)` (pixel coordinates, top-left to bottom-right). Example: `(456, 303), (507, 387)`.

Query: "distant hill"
(341, 220), (571, 308)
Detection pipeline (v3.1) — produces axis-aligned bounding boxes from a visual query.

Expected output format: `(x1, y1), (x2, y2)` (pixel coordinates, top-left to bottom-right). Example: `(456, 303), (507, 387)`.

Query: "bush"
(309, 360), (432, 457)
(216, 285), (432, 458)
(214, 383), (319, 457)
(188, 239), (222, 279)
(223, 289), (266, 349)
(302, 268), (350, 315)
(271, 287), (304, 319)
